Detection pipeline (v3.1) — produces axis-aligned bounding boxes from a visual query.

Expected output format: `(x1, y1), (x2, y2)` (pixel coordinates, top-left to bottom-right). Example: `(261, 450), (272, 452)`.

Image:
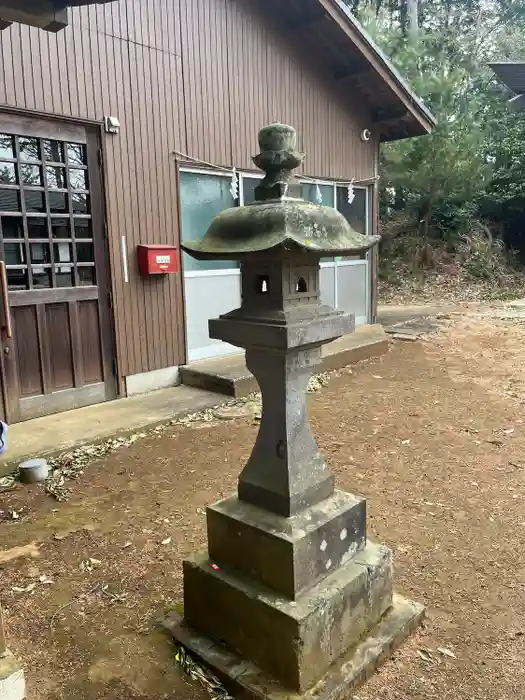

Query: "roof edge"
(318, 0), (436, 135)
(489, 61), (525, 95)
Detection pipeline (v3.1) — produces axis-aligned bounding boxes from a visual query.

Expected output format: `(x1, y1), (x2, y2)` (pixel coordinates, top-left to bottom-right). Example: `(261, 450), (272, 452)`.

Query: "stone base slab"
(207, 491), (366, 599)
(164, 594), (424, 700)
(0, 652), (26, 700)
(183, 541), (393, 691)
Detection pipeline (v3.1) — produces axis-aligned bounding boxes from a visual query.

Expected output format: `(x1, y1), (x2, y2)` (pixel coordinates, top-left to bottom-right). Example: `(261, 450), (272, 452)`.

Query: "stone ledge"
(163, 594), (424, 700)
(321, 324), (388, 372)
(181, 325), (388, 398)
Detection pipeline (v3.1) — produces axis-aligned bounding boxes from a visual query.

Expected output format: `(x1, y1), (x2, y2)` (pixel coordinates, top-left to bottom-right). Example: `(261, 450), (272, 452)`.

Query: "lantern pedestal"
(182, 536), (393, 691)
(168, 486), (423, 697)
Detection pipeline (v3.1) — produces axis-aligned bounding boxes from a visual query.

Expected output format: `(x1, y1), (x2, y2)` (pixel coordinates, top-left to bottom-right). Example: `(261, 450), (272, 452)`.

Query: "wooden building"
(0, 0), (433, 423)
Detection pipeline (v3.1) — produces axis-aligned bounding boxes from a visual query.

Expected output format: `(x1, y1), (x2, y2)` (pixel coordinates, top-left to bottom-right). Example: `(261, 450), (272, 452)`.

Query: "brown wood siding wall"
(0, 0), (377, 377)
(182, 0), (378, 181)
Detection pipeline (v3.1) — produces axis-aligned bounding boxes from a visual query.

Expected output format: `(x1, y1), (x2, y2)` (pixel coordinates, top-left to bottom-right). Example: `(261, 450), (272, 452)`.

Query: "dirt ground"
(2, 310), (525, 700)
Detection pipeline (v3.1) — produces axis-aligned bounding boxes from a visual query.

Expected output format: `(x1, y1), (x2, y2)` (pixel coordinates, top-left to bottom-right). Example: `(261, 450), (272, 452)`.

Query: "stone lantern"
(166, 123), (423, 699)
(0, 602), (25, 700)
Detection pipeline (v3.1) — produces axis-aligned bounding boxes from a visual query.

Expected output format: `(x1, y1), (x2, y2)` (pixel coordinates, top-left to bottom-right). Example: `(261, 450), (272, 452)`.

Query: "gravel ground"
(1, 311), (525, 700)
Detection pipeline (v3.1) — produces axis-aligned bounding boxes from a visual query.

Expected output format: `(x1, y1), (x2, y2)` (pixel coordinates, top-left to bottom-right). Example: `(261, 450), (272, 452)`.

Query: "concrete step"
(180, 324), (389, 398)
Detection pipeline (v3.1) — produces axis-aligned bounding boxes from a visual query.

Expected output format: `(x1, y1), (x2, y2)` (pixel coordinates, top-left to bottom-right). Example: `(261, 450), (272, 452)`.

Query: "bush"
(378, 217), (523, 304)
(458, 230), (510, 282)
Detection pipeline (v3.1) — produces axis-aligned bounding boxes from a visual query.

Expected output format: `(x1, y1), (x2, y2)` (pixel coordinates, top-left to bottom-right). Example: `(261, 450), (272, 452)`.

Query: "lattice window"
(0, 133), (96, 290)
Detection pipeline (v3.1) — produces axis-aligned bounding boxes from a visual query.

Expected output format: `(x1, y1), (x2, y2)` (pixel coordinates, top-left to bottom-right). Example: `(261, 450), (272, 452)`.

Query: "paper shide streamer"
(229, 167), (239, 200)
(175, 644), (234, 700)
(347, 178), (355, 204)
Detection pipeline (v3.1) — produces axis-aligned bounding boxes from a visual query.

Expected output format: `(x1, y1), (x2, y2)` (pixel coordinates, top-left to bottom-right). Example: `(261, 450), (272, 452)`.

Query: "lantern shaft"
(239, 347), (334, 515)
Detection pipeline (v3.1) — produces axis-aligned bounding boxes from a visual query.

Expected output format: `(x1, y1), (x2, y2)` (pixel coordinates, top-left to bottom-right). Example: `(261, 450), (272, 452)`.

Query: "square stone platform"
(164, 594), (424, 700)
(207, 491), (366, 599)
(181, 325), (388, 398)
(183, 540), (393, 691)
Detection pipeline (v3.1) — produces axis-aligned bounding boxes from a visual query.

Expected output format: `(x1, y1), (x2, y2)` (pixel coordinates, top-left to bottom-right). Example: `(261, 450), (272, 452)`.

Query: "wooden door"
(0, 114), (116, 422)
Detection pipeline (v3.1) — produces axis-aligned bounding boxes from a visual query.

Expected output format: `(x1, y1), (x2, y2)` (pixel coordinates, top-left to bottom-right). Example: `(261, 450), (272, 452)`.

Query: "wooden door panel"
(18, 382), (107, 422)
(0, 116), (116, 422)
(46, 302), (74, 390)
(78, 299), (104, 384)
(13, 305), (42, 397)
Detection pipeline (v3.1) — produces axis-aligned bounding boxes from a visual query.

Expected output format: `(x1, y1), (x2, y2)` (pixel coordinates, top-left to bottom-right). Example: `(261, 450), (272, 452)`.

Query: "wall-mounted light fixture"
(104, 116), (120, 134)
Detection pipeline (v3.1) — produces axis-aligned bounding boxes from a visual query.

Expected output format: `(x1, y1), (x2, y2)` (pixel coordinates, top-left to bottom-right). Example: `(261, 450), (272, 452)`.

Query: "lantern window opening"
(256, 274), (270, 294)
(296, 277), (308, 293)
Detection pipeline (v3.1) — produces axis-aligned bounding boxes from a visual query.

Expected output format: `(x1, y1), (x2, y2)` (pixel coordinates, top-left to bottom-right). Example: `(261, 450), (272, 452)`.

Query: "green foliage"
(345, 0), (525, 252)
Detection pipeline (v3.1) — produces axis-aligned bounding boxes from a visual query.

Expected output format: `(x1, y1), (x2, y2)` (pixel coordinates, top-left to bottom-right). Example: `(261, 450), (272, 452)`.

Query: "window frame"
(0, 131), (94, 291)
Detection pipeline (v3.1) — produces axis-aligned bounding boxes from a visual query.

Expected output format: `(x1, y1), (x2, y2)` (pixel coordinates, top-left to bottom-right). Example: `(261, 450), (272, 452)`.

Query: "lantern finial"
(252, 123), (304, 201)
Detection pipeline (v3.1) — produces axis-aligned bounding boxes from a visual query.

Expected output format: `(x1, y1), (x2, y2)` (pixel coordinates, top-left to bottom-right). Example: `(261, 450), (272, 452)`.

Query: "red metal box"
(137, 244), (179, 275)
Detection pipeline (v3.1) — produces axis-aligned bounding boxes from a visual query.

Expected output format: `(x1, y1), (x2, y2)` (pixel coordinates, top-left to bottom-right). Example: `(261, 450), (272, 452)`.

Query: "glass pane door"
(336, 186), (368, 235)
(0, 123), (115, 422)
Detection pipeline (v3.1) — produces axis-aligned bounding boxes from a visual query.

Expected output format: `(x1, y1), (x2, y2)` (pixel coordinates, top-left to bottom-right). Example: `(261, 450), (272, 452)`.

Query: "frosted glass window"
(336, 187), (370, 261)
(180, 172), (238, 272)
(300, 182), (335, 208)
(336, 187), (367, 234)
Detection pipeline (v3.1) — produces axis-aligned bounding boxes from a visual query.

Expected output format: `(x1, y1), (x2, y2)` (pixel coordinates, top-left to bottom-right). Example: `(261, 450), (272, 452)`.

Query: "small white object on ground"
(438, 647), (457, 658)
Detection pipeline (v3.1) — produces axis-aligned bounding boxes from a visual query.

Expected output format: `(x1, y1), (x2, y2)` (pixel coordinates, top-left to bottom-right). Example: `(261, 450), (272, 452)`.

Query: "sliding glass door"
(301, 181), (372, 326)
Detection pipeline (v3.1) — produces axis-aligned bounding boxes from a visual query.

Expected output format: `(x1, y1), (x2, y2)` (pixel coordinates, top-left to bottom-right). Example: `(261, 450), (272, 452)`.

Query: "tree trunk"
(417, 204), (432, 268)
(407, 0), (419, 38)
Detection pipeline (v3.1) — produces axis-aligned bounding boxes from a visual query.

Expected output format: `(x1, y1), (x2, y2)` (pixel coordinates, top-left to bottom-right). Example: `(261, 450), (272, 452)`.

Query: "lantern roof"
(181, 123), (380, 261)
